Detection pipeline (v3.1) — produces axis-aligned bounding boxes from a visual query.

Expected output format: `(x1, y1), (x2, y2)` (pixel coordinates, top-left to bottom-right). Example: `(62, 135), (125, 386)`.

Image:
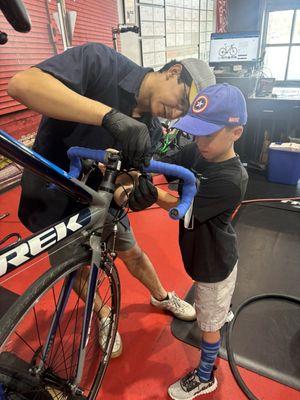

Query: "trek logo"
(0, 210), (90, 277)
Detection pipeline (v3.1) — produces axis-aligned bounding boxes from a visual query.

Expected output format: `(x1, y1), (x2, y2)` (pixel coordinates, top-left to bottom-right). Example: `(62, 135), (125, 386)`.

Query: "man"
(8, 42), (216, 357)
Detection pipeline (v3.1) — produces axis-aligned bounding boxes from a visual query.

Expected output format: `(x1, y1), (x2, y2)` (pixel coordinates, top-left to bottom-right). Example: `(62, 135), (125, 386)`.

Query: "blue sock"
(197, 339), (221, 382)
(0, 384), (5, 400)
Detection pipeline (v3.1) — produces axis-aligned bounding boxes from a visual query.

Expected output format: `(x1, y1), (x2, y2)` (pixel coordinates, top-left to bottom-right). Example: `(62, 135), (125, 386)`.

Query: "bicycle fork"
(72, 232), (104, 393)
(32, 234), (104, 396)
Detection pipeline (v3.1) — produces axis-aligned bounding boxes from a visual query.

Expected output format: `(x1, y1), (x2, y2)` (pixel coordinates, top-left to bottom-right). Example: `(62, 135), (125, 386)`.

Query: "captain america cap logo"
(192, 95), (209, 114)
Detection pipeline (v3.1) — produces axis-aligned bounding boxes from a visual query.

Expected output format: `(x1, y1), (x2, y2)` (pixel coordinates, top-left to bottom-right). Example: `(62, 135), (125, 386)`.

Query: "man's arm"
(8, 67), (111, 125)
(8, 43), (152, 167)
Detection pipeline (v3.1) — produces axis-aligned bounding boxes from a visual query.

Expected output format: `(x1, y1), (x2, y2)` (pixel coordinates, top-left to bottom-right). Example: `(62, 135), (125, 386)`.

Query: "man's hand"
(129, 174), (158, 212)
(102, 109), (152, 168)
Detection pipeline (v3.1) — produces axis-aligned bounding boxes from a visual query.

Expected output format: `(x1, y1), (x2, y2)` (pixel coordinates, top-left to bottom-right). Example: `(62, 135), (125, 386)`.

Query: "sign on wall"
(124, 0), (137, 25)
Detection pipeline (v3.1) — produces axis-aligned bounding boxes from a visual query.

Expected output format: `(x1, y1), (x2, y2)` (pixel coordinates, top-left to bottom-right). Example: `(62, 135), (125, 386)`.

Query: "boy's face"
(195, 126), (243, 162)
(150, 65), (190, 120)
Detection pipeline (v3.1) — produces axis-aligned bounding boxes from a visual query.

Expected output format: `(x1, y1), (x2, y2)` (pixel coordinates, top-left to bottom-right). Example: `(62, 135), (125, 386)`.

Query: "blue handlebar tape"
(144, 160), (197, 220)
(67, 147), (197, 220)
(67, 147), (106, 178)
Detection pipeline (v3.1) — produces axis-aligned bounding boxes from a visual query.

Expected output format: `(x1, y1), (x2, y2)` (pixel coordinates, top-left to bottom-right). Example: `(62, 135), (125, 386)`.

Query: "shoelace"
(181, 370), (201, 392)
(170, 292), (189, 311)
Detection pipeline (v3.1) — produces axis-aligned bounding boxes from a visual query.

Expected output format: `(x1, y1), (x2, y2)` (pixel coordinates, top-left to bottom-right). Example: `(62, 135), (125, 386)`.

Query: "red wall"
(0, 0), (119, 140)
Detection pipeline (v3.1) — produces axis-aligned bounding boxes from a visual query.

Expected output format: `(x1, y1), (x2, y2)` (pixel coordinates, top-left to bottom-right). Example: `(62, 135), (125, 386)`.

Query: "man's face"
(195, 126), (242, 162)
(150, 69), (190, 120)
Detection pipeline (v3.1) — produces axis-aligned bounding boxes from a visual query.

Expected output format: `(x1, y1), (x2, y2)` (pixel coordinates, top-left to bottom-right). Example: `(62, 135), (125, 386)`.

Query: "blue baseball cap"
(173, 83), (247, 136)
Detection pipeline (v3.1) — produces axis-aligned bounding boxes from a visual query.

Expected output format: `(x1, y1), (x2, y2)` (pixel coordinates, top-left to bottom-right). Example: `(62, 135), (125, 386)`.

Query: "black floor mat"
(171, 203), (300, 390)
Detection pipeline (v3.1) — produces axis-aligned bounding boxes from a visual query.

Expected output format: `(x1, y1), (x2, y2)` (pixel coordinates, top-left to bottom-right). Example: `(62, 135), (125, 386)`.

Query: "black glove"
(102, 109), (152, 168)
(129, 174), (158, 212)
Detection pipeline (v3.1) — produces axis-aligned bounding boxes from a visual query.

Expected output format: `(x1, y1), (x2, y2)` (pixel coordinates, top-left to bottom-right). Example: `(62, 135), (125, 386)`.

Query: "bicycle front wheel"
(219, 47), (227, 57)
(0, 254), (120, 400)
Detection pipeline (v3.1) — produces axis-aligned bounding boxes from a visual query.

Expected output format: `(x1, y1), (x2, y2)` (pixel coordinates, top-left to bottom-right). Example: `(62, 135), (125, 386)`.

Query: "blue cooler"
(268, 143), (300, 185)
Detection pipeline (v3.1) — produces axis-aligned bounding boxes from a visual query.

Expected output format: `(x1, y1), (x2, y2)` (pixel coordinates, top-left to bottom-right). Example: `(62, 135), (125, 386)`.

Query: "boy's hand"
(129, 174), (158, 212)
(113, 170), (138, 207)
(102, 109), (152, 168)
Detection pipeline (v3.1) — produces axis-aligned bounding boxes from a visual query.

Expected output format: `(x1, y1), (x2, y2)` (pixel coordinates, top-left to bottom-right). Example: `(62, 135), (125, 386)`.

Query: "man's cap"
(180, 58), (216, 103)
(173, 83), (247, 136)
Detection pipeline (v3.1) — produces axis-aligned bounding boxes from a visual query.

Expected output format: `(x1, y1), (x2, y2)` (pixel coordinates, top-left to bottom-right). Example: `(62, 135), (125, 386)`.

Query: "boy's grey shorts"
(194, 262), (238, 332)
(49, 213), (136, 267)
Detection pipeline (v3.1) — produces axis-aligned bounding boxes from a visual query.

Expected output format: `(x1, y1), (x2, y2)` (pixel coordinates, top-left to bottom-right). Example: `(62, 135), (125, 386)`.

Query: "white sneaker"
(150, 291), (196, 321)
(98, 317), (122, 358)
(168, 369), (217, 400)
(226, 310), (234, 323)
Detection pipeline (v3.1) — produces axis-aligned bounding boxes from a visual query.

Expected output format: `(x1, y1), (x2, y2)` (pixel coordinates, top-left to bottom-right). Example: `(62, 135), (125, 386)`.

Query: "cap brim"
(173, 114), (225, 136)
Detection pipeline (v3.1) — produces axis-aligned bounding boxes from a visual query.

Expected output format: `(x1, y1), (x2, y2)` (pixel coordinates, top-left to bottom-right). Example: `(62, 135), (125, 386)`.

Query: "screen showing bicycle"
(209, 32), (260, 65)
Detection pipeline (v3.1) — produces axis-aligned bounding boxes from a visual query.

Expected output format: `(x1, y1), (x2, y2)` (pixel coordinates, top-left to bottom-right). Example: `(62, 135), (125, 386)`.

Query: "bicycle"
(218, 44), (238, 58)
(0, 129), (197, 400)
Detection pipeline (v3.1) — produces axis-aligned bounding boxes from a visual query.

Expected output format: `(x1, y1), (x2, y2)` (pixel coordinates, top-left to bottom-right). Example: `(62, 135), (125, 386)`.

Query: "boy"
(136, 83), (249, 398)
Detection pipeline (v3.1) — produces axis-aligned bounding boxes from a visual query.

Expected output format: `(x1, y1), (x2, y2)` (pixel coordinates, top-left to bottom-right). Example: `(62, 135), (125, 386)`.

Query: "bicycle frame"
(0, 129), (118, 391)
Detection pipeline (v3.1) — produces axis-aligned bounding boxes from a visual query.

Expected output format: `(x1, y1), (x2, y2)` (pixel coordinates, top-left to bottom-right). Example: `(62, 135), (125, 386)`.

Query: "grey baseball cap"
(181, 58), (216, 103)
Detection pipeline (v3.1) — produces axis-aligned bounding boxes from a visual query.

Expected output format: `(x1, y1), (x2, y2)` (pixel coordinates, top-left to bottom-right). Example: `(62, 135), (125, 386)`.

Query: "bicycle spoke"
(33, 306), (42, 350)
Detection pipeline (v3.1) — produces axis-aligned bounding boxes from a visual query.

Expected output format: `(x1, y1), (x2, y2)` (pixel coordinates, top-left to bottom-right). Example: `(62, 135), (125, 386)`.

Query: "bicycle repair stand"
(112, 24), (139, 52)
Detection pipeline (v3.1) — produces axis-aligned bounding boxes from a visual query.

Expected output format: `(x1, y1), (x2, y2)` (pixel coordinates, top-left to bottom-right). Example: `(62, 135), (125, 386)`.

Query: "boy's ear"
(232, 126), (243, 142)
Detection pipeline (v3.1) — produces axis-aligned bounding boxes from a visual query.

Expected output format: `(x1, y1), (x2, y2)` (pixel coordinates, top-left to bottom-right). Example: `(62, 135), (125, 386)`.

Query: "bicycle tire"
(0, 254), (120, 400)
(219, 48), (227, 57)
(230, 46), (237, 57)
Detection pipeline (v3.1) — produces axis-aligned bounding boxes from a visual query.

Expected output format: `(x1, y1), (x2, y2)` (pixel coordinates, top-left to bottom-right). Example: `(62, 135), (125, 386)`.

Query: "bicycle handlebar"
(67, 147), (197, 220)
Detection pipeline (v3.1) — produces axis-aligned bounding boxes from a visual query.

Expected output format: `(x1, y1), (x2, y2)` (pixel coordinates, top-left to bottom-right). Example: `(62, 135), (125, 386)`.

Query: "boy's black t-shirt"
(163, 142), (248, 283)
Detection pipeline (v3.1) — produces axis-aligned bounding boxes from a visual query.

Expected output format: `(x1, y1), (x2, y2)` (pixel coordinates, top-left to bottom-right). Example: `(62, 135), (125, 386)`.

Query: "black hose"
(225, 294), (300, 400)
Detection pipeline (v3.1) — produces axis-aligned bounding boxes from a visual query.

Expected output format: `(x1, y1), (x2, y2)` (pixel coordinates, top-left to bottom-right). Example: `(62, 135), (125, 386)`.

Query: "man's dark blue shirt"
(19, 43), (163, 232)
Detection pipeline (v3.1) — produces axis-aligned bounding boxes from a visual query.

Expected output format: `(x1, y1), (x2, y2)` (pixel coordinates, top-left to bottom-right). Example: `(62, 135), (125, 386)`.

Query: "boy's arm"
(113, 171), (179, 211)
(193, 179), (242, 223)
(156, 187), (179, 211)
